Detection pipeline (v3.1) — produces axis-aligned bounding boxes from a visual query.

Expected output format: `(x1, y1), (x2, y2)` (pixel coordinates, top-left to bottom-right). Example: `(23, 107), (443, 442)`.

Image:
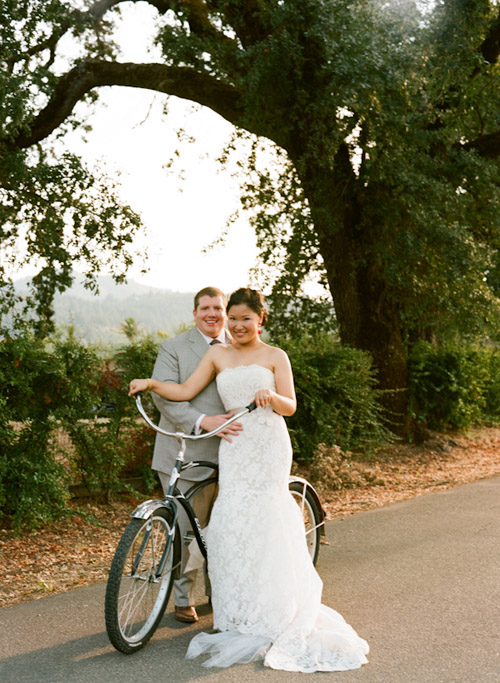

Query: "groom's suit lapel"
(188, 327), (210, 362)
(186, 326), (232, 363)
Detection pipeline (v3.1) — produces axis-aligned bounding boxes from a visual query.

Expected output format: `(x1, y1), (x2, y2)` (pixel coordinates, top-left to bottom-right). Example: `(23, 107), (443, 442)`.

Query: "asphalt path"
(1, 476), (500, 682)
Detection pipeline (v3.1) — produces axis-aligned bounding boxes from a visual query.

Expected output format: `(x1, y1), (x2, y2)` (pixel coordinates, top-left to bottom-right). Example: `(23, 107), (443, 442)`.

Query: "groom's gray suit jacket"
(151, 326), (231, 482)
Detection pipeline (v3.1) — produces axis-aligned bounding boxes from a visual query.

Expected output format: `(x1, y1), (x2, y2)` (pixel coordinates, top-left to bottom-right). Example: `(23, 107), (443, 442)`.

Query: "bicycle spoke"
(304, 521), (325, 536)
(105, 509), (180, 652)
(119, 578), (150, 633)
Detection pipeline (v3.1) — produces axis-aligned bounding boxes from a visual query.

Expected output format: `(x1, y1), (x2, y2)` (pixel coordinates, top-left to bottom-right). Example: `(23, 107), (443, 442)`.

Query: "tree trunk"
(297, 156), (409, 434)
(320, 226), (409, 433)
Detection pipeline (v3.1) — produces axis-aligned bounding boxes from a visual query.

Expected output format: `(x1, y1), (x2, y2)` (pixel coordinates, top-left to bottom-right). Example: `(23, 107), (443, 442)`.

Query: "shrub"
(58, 334), (161, 502)
(408, 342), (490, 431)
(0, 329), (72, 529)
(482, 349), (500, 422)
(278, 334), (393, 461)
(0, 325), (162, 529)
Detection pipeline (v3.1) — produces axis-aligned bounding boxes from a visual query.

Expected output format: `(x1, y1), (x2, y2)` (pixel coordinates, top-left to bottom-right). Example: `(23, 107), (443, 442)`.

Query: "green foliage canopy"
(0, 1), (145, 335)
(3, 0), (500, 421)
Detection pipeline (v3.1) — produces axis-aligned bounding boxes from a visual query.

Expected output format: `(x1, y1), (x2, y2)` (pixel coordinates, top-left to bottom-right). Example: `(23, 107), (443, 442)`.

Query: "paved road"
(1, 476), (500, 682)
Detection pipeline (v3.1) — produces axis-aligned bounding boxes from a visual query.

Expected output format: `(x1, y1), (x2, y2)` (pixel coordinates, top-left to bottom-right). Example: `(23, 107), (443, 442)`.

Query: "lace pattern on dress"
(186, 365), (369, 672)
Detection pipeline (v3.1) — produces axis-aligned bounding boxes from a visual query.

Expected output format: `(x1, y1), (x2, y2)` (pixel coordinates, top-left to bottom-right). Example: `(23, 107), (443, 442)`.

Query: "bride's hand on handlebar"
(255, 389), (273, 408)
(129, 378), (152, 396)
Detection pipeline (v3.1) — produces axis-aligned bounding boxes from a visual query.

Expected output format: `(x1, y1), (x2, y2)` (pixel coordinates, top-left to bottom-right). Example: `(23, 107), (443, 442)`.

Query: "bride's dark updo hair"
(227, 288), (268, 326)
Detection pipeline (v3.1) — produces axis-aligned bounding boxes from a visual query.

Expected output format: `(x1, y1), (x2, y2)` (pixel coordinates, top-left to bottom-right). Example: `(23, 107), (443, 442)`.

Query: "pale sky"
(11, 2), (259, 296)
(14, 2), (325, 298)
(68, 2), (259, 295)
(66, 87), (259, 294)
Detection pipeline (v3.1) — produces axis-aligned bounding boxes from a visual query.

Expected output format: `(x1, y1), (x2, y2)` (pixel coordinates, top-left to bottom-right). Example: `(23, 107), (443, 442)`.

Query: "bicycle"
(105, 393), (326, 654)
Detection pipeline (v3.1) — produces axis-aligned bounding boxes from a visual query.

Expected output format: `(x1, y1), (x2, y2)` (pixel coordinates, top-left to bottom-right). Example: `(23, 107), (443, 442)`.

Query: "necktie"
(210, 339), (221, 345)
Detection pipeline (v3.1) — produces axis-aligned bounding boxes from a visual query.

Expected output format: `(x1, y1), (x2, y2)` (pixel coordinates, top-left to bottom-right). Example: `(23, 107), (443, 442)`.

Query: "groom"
(150, 286), (242, 623)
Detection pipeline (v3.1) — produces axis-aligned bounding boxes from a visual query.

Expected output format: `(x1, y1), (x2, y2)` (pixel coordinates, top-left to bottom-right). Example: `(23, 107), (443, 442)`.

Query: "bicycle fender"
(130, 499), (169, 520)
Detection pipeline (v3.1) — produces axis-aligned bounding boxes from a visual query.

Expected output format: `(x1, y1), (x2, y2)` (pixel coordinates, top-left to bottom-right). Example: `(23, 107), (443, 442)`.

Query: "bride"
(129, 287), (369, 672)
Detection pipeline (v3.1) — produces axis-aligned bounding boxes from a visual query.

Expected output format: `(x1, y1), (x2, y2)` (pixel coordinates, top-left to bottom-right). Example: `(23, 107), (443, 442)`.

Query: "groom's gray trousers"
(158, 473), (218, 607)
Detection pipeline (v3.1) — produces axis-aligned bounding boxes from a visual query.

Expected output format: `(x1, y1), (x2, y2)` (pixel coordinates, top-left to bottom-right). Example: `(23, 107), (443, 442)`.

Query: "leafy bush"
(279, 334), (393, 460)
(265, 294), (338, 342)
(0, 324), (162, 529)
(60, 335), (160, 501)
(53, 333), (160, 501)
(7, 315), (500, 530)
(0, 398), (10, 511)
(482, 349), (500, 422)
(0, 329), (72, 529)
(408, 342), (495, 431)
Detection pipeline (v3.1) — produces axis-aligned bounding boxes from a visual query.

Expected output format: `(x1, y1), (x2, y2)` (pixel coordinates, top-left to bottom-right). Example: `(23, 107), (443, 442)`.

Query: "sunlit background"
(11, 3), (259, 296)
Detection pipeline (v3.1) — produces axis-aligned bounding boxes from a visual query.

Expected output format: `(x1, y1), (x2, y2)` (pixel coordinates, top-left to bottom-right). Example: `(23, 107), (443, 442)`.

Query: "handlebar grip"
(246, 400), (257, 412)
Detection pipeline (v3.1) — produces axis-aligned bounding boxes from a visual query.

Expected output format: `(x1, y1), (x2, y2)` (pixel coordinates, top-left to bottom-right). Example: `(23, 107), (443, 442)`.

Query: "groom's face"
(193, 295), (227, 338)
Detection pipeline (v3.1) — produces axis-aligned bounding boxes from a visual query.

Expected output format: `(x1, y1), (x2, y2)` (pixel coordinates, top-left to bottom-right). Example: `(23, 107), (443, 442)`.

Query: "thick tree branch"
(462, 129), (500, 158)
(219, 0), (271, 49)
(8, 60), (244, 149)
(93, 1), (240, 73)
(92, 0), (242, 52)
(480, 11), (500, 64)
(178, 0), (225, 38)
(88, 0), (124, 20)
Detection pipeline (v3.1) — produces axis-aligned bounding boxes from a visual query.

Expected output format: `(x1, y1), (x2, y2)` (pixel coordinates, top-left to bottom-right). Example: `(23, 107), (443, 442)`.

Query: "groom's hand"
(200, 414), (243, 442)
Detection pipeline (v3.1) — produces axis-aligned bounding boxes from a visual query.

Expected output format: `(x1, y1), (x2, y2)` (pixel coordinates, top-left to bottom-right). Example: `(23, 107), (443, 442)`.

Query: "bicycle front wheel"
(105, 508), (180, 653)
(289, 481), (323, 565)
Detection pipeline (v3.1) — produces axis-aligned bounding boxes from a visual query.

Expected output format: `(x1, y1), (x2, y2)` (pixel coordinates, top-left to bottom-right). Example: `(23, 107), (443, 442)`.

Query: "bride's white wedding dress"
(186, 365), (369, 672)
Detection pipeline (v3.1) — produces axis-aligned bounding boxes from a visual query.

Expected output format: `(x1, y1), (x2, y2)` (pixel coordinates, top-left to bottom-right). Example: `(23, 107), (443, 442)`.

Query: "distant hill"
(14, 275), (196, 343)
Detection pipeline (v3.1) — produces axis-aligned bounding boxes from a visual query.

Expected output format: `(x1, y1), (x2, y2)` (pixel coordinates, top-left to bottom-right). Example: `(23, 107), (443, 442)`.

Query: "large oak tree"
(3, 0), (500, 427)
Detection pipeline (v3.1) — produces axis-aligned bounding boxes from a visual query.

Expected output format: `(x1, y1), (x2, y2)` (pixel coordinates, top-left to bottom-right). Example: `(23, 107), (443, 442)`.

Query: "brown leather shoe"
(174, 605), (198, 623)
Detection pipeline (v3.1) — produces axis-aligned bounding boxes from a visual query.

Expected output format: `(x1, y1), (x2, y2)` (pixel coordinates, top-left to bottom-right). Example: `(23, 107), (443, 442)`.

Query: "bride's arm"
(255, 349), (296, 416)
(129, 350), (217, 401)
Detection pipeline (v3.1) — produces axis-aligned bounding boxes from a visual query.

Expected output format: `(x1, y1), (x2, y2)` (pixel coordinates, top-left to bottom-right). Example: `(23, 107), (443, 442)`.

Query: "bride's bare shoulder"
(210, 342), (236, 369)
(265, 344), (290, 366)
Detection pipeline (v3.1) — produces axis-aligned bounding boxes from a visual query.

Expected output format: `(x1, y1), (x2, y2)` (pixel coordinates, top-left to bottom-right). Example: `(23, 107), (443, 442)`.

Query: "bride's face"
(227, 304), (262, 344)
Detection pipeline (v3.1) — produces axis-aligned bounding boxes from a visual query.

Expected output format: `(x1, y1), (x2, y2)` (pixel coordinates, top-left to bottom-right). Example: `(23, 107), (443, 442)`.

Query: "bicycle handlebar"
(134, 393), (257, 441)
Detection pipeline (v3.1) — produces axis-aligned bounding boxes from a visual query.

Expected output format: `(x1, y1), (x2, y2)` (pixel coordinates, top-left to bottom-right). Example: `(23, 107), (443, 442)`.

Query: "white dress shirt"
(194, 328), (228, 433)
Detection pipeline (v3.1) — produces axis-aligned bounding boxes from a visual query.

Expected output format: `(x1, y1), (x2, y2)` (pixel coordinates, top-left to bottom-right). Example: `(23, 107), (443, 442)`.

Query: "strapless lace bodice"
(216, 364), (275, 410)
(186, 365), (369, 672)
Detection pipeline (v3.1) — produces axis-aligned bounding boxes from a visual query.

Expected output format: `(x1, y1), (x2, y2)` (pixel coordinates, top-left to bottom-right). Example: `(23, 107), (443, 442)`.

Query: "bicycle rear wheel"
(105, 507), (180, 653)
(289, 480), (323, 565)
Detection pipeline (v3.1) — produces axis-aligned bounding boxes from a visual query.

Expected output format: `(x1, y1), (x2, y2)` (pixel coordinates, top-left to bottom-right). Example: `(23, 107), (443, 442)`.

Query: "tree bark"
(296, 152), (409, 433)
(9, 60), (244, 150)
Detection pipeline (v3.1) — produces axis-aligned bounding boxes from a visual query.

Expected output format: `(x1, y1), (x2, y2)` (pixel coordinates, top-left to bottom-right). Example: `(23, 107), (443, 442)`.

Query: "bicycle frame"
(105, 392), (327, 655)
(129, 394), (257, 574)
(129, 394), (325, 574)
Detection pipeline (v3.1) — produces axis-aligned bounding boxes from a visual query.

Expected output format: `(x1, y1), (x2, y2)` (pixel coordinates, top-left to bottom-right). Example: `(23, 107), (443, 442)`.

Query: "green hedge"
(408, 342), (500, 431)
(6, 324), (500, 530)
(1, 326), (395, 528)
(0, 327), (160, 530)
(280, 335), (393, 461)
(1, 330), (73, 529)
